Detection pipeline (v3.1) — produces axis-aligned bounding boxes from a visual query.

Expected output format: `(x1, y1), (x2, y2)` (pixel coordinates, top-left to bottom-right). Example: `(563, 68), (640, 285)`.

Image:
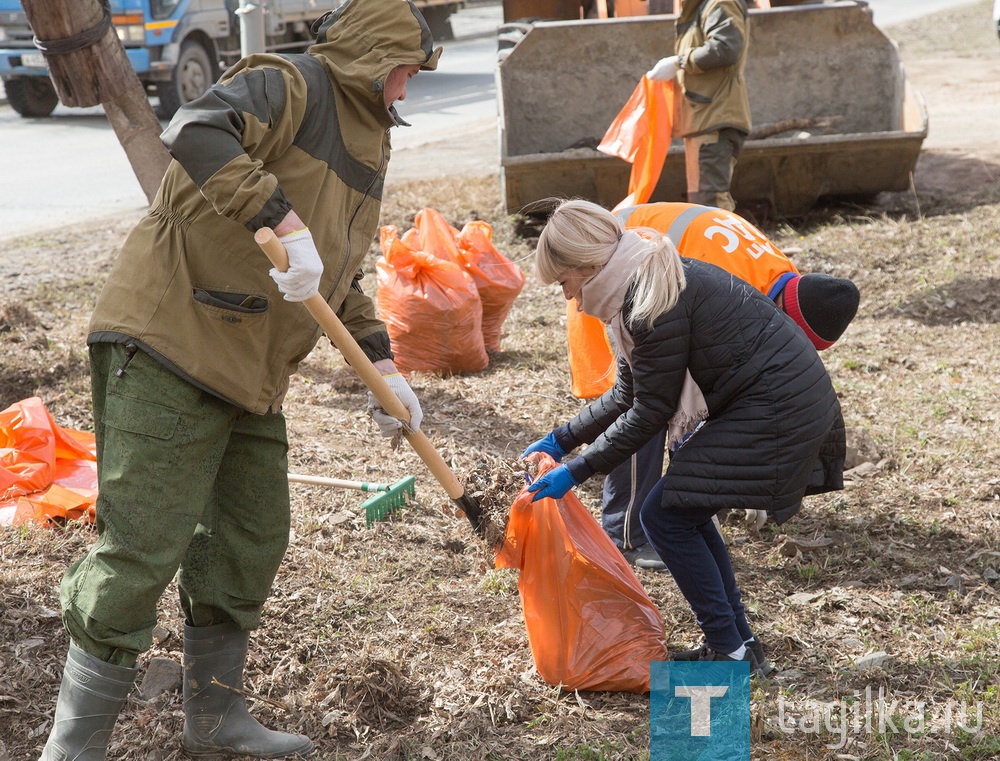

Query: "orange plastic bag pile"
(377, 225), (489, 375)
(597, 76), (676, 211)
(0, 396), (98, 527)
(377, 209), (525, 372)
(414, 209), (525, 353)
(495, 454), (667, 692)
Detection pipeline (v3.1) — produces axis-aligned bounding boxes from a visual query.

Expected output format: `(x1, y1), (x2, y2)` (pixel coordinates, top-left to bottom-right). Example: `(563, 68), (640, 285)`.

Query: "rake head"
(361, 476), (417, 525)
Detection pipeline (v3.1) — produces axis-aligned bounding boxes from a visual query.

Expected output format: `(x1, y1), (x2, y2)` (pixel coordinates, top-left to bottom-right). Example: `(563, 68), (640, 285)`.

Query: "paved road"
(0, 4), (503, 243)
(0, 107), (149, 241)
(862, 0), (977, 25)
(0, 0), (980, 242)
(393, 36), (497, 153)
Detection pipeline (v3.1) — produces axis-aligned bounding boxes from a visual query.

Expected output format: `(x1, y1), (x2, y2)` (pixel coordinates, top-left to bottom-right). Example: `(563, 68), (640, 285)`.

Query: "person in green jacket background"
(36, 1), (440, 758)
(647, 0), (752, 211)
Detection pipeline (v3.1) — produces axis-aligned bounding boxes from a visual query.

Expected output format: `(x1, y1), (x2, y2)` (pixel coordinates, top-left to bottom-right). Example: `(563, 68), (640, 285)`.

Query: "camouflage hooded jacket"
(674, 0), (752, 138)
(88, 0), (440, 413)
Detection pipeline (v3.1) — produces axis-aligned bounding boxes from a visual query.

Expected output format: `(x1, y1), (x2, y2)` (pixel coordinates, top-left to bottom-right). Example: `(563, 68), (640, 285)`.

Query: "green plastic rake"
(288, 473), (416, 525)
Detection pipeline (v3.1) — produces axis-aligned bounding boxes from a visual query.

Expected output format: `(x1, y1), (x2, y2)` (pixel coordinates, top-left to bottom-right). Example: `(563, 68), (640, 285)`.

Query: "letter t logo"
(675, 685), (729, 736)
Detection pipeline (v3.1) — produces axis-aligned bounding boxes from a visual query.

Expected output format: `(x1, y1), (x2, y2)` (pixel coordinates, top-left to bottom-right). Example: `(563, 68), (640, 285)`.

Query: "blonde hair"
(535, 199), (686, 331)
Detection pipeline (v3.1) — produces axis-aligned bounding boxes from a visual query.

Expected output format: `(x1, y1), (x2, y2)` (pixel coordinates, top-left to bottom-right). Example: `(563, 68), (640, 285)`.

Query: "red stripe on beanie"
(783, 276), (834, 350)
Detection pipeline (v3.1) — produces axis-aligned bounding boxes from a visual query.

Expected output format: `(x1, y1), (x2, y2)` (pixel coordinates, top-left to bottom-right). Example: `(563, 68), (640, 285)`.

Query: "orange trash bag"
(0, 396), (98, 527)
(456, 219), (525, 353)
(495, 454), (667, 692)
(598, 76), (676, 211)
(566, 302), (616, 400)
(377, 225), (489, 375)
(411, 209), (526, 353)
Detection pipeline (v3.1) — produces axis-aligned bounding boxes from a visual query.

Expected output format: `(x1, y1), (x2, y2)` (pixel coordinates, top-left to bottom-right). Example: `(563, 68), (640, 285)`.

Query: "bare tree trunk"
(21, 0), (170, 203)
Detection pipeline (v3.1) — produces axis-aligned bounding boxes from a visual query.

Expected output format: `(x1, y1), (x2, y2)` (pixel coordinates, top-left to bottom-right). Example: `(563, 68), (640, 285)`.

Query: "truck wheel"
(157, 41), (216, 119)
(5, 76), (59, 118)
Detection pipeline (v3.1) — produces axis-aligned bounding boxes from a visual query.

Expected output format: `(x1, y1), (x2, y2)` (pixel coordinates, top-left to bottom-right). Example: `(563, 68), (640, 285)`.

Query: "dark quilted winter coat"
(556, 258), (845, 524)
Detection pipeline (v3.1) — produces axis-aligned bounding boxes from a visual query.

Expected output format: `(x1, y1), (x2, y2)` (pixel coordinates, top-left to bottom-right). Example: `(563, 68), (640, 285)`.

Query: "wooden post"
(21, 0), (170, 202)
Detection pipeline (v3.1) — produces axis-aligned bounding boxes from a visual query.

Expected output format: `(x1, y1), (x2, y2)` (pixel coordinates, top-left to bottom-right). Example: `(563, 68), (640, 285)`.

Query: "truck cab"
(0, 0), (59, 116)
(0, 0), (462, 118)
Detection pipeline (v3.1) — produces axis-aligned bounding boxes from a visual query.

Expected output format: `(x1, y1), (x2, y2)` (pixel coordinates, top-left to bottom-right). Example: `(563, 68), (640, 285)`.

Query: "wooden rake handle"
(255, 228), (466, 502)
(288, 473), (391, 492)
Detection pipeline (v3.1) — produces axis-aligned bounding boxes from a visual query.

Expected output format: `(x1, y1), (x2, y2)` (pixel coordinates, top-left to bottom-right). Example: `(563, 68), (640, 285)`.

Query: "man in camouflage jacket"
(37, 1), (439, 758)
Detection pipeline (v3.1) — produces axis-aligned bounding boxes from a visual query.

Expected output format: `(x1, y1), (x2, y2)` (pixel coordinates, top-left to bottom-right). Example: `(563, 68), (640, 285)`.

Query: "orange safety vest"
(567, 203), (799, 399)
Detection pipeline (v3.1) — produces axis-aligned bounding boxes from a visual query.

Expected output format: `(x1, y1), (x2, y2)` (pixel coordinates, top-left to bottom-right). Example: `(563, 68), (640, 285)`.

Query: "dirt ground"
(2, 3), (1000, 760)
(891, 4), (1000, 205)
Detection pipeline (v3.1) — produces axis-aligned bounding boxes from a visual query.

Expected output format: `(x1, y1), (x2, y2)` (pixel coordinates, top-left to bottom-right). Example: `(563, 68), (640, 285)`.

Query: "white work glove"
(269, 228), (324, 302)
(647, 55), (680, 81)
(367, 373), (423, 437)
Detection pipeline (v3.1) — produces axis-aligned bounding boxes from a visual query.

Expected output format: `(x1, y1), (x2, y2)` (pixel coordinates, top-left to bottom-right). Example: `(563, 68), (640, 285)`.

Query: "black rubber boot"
(38, 642), (138, 760)
(182, 622), (314, 759)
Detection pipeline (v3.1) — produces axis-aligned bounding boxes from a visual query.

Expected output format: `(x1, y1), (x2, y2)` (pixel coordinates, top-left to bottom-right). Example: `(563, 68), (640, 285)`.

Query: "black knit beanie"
(784, 273), (860, 350)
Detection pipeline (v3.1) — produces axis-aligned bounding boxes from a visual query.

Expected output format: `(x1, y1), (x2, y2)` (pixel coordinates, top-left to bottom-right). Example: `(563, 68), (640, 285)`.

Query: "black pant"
(639, 476), (754, 654)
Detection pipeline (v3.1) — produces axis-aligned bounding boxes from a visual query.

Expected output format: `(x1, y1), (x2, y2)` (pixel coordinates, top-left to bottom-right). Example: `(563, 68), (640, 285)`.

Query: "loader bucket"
(497, 1), (928, 216)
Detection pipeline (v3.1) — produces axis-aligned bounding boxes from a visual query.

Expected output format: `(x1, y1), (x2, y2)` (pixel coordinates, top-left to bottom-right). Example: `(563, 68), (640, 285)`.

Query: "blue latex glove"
(526, 464), (577, 502)
(520, 431), (566, 461)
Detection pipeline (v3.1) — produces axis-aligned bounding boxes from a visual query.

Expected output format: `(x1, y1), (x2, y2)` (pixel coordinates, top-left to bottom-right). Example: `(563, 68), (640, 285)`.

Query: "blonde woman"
(522, 199), (845, 670)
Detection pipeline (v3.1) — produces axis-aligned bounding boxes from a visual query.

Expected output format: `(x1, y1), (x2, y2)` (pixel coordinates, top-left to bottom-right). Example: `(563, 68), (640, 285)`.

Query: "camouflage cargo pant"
(61, 342), (291, 666)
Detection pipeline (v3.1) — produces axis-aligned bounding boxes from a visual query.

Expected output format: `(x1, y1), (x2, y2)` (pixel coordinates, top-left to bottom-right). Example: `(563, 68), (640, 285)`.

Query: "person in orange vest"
(573, 202), (859, 573)
(522, 199), (846, 672)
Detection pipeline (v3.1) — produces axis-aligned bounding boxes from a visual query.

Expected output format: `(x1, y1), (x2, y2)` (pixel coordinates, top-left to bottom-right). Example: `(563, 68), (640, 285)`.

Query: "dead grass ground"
(2, 3), (1000, 760)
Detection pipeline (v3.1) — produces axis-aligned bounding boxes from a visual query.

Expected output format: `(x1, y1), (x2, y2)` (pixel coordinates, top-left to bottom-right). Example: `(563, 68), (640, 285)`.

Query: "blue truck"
(0, 0), (461, 118)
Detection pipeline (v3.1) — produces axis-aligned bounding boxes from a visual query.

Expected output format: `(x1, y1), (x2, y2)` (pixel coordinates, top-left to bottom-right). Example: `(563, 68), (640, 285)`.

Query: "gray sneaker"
(622, 545), (667, 571)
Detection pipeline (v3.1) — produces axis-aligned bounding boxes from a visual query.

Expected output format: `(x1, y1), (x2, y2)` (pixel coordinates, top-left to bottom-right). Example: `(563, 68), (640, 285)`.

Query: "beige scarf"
(578, 231), (708, 450)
